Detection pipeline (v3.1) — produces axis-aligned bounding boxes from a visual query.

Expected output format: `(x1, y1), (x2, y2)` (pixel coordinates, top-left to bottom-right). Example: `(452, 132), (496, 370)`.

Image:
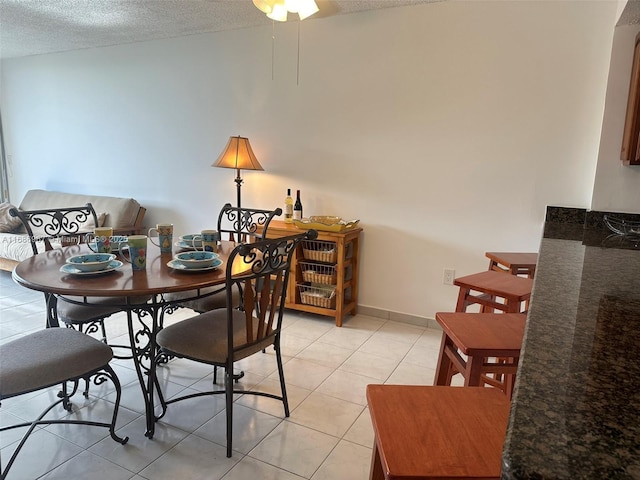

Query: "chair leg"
(100, 364), (129, 444)
(225, 367), (234, 458)
(1, 394), (67, 479)
(274, 340), (290, 417)
(0, 369), (128, 480)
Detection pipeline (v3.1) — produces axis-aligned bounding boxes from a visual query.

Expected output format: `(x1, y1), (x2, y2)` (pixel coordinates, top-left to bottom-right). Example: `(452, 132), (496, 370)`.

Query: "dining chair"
(164, 203), (283, 314)
(154, 229), (317, 457)
(0, 328), (128, 479)
(10, 204), (150, 362)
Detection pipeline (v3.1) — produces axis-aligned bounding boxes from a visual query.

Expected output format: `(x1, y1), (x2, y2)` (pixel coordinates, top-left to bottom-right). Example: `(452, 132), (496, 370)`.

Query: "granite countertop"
(501, 208), (640, 480)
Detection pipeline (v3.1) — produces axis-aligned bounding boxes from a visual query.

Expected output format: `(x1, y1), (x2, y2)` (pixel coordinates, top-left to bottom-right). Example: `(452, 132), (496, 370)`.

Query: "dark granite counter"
(501, 208), (640, 480)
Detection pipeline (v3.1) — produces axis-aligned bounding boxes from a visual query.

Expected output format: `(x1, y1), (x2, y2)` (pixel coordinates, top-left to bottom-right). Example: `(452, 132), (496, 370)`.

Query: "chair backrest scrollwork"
(217, 203), (282, 244)
(9, 203), (99, 255)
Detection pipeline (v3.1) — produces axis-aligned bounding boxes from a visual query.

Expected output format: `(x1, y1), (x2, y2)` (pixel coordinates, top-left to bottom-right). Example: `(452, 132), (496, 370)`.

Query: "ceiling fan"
(253, 0), (319, 21)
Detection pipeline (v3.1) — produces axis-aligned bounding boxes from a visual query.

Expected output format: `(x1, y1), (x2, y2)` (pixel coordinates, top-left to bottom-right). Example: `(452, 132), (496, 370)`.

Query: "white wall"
(591, 23), (640, 212)
(0, 1), (619, 322)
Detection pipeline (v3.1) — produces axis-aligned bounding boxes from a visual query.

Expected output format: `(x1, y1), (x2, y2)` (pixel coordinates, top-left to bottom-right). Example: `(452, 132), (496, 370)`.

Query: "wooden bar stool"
(367, 385), (510, 480)
(454, 270), (533, 313)
(485, 251), (538, 278)
(433, 312), (525, 399)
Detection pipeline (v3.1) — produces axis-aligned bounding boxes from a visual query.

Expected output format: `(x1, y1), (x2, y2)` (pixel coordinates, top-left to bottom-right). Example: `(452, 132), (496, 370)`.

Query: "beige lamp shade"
(213, 136), (264, 171)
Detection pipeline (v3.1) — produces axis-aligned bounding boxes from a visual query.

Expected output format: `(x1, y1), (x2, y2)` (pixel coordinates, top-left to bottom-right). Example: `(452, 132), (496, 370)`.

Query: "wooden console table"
(261, 220), (362, 327)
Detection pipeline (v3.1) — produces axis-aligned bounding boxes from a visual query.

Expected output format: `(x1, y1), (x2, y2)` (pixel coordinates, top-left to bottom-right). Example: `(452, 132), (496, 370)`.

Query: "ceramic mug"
(200, 229), (219, 253)
(120, 235), (147, 271)
(148, 223), (173, 254)
(86, 227), (113, 254)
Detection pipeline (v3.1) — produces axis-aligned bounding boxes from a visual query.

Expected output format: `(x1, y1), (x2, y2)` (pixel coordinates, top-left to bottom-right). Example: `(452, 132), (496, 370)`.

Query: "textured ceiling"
(2, 0), (639, 61)
(0, 0), (440, 60)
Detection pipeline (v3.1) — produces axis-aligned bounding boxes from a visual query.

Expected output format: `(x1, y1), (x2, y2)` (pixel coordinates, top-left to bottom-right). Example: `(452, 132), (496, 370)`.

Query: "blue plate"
(60, 259), (123, 275)
(167, 258), (223, 272)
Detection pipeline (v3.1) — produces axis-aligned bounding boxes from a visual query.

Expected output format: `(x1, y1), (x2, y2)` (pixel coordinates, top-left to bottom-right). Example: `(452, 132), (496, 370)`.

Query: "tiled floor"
(0, 270), (451, 480)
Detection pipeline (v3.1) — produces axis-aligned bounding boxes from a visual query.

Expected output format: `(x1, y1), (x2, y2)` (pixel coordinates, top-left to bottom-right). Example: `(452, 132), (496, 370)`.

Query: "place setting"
(174, 230), (219, 253)
(167, 251), (223, 272)
(60, 253), (124, 276)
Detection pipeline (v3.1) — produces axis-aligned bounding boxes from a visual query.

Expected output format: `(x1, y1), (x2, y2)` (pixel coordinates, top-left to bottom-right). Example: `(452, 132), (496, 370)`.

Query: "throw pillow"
(78, 212), (106, 231)
(0, 202), (24, 233)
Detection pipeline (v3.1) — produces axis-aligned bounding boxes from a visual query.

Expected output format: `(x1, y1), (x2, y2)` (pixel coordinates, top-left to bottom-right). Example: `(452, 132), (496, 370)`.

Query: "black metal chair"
(9, 204), (149, 361)
(164, 203), (282, 314)
(154, 230), (316, 457)
(0, 328), (128, 479)
(217, 203), (283, 244)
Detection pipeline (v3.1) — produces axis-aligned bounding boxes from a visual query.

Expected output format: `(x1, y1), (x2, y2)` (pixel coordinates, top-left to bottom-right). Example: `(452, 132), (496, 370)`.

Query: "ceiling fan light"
(296, 0), (319, 20)
(253, 0), (275, 14)
(284, 0), (299, 13)
(267, 0), (288, 21)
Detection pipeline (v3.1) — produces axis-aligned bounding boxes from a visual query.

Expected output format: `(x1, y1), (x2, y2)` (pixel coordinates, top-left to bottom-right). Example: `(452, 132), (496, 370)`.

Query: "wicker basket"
(300, 261), (338, 285)
(298, 285), (336, 309)
(302, 240), (337, 263)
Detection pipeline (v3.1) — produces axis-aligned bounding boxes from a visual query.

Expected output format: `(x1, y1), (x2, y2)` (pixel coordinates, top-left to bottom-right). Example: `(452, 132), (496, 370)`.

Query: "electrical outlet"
(443, 268), (455, 285)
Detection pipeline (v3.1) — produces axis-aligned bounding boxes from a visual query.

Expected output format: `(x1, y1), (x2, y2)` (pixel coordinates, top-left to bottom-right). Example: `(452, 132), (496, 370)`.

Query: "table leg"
(125, 300), (161, 439)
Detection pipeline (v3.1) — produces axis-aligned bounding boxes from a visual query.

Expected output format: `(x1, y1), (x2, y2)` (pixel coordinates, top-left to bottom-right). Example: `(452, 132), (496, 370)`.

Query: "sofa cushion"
(0, 233), (53, 262)
(0, 203), (23, 233)
(19, 190), (141, 228)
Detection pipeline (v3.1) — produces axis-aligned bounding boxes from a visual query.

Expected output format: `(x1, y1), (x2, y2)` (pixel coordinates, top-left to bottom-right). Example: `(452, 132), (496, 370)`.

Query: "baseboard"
(357, 305), (441, 330)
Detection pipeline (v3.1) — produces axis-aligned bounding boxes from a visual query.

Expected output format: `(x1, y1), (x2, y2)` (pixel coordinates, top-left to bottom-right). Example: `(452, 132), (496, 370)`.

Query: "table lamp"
(213, 136), (264, 209)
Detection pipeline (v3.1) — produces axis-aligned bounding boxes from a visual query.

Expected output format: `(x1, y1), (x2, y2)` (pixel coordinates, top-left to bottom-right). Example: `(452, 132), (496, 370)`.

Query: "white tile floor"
(0, 270), (453, 480)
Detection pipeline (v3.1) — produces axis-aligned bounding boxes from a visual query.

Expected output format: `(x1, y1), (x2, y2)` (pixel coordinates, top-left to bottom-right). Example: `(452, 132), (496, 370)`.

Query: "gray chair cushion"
(164, 287), (238, 313)
(157, 309), (274, 365)
(57, 295), (151, 324)
(0, 328), (113, 398)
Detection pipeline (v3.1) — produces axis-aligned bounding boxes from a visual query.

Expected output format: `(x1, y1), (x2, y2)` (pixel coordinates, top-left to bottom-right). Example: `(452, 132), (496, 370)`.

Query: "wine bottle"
(284, 189), (293, 223)
(293, 190), (303, 220)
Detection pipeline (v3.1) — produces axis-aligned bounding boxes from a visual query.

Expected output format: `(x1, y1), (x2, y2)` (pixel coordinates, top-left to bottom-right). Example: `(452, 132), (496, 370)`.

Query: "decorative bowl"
(173, 251), (217, 269)
(293, 216), (360, 233)
(179, 234), (203, 248)
(66, 253), (117, 272)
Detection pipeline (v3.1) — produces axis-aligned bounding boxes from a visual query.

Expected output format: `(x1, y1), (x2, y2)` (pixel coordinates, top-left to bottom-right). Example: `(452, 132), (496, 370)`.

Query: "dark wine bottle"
(293, 190), (303, 220)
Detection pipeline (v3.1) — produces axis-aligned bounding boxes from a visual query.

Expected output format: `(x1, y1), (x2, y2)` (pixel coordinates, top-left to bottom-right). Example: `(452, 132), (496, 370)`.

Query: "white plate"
(60, 260), (124, 275)
(167, 258), (223, 272)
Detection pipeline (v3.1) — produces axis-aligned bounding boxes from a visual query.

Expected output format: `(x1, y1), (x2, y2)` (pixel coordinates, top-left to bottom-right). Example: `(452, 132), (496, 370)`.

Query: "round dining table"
(12, 240), (238, 439)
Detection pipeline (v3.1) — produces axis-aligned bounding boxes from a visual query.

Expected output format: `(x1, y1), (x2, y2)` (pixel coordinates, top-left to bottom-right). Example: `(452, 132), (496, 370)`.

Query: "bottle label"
(285, 205), (293, 223)
(293, 210), (302, 220)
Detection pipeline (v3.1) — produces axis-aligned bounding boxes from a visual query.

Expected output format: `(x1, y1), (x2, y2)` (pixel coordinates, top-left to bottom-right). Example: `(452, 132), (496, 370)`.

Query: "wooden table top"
(12, 241), (239, 298)
(367, 385), (510, 480)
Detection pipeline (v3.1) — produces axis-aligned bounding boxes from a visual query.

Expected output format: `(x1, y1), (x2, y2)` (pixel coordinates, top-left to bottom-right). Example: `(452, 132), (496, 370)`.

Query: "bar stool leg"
(464, 355), (484, 387)
(369, 442), (385, 480)
(455, 287), (470, 312)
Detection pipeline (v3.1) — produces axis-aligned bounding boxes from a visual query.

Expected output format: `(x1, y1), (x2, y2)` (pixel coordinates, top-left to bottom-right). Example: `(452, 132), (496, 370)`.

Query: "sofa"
(0, 189), (146, 272)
